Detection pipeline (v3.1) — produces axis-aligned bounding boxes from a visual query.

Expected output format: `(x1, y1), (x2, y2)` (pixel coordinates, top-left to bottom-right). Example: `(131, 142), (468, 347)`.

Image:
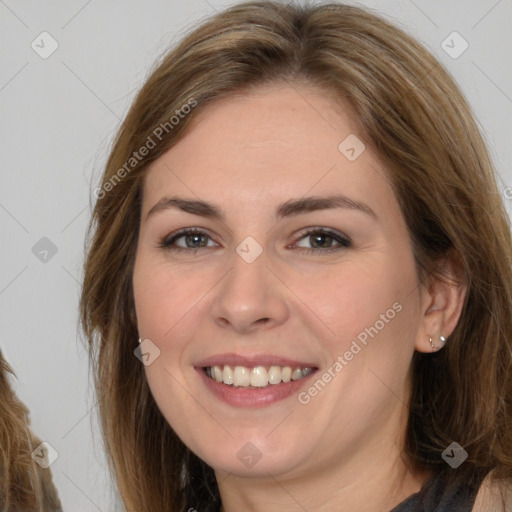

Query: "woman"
(80, 2), (512, 511)
(0, 350), (62, 511)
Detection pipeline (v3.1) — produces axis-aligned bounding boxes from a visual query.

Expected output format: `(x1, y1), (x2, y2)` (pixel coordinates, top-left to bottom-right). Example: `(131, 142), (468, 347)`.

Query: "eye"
(159, 228), (217, 252)
(291, 227), (351, 255)
(158, 227), (351, 255)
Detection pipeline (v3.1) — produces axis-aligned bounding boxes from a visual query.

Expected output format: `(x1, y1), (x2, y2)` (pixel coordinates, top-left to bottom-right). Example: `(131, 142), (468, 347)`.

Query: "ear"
(415, 251), (467, 353)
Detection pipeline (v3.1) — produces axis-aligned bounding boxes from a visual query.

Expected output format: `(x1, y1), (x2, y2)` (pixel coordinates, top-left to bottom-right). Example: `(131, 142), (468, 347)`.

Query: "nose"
(209, 246), (289, 334)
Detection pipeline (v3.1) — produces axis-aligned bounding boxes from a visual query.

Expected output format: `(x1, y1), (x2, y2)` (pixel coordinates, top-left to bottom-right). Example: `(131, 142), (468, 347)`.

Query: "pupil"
(187, 234), (205, 247)
(312, 233), (331, 248)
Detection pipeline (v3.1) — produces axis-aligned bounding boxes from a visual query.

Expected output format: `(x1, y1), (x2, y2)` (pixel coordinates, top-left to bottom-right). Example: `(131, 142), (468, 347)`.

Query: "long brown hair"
(80, 2), (512, 510)
(0, 351), (62, 511)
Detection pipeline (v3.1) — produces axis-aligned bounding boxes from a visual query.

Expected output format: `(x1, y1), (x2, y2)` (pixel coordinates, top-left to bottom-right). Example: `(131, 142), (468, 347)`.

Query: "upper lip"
(195, 352), (318, 368)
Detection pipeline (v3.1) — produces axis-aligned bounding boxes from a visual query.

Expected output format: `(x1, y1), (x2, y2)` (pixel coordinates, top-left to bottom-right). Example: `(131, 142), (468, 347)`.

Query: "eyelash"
(158, 227), (352, 255)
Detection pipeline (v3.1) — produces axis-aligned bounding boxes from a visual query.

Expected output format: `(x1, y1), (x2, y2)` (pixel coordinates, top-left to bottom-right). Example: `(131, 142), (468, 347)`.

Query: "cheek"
(133, 257), (203, 340)
(309, 258), (420, 401)
(302, 268), (420, 435)
(133, 259), (207, 436)
(308, 256), (415, 338)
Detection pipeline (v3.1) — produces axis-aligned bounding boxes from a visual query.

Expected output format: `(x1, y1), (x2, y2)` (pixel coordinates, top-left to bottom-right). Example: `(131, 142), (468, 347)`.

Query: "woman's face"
(133, 83), (427, 479)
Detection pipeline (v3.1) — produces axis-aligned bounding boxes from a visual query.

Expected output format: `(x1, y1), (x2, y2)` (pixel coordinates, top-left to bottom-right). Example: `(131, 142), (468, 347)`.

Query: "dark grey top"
(389, 469), (489, 512)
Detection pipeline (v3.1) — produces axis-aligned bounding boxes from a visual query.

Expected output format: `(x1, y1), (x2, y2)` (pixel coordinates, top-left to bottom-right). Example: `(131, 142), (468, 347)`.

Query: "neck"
(216, 453), (431, 512)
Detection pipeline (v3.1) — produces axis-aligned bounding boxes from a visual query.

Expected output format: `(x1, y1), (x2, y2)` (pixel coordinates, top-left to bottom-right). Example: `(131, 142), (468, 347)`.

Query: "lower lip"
(195, 368), (317, 408)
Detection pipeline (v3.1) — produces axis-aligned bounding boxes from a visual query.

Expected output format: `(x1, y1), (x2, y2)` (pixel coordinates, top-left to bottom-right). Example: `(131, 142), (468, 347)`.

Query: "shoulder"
(472, 470), (512, 512)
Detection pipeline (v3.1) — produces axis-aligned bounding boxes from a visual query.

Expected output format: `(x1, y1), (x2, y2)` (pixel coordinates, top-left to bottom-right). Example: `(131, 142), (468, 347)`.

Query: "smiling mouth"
(204, 364), (316, 389)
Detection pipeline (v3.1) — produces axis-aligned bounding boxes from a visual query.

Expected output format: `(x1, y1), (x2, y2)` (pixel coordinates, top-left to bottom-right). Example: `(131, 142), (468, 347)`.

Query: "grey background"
(1, 0), (511, 510)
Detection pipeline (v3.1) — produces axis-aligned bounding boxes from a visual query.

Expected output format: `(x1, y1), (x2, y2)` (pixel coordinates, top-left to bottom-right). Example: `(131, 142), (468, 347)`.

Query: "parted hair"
(80, 2), (512, 511)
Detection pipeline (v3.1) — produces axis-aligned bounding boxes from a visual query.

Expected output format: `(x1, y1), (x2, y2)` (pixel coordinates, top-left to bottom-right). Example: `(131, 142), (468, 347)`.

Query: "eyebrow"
(145, 194), (377, 222)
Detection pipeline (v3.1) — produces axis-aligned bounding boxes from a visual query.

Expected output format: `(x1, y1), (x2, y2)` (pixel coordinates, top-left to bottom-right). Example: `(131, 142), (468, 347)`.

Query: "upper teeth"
(206, 365), (313, 387)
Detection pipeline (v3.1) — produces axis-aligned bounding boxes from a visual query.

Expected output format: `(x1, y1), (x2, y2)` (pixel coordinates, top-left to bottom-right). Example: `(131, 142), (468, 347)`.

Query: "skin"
(132, 82), (466, 512)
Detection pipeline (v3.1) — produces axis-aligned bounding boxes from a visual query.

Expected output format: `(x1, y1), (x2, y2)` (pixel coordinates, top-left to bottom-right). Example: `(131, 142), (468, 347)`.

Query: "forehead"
(141, 83), (395, 219)
(173, 82), (360, 165)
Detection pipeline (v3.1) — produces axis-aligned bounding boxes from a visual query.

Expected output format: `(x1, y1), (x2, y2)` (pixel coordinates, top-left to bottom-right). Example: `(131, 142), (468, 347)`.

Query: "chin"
(193, 434), (312, 479)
